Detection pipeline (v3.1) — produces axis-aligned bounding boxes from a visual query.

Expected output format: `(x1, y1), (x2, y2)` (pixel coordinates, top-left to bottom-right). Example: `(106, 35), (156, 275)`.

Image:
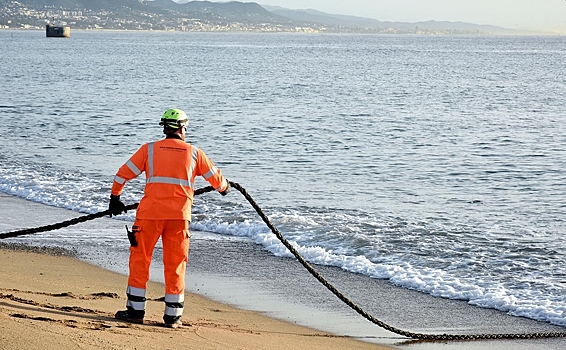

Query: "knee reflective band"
(163, 293), (184, 323)
(126, 285), (147, 317)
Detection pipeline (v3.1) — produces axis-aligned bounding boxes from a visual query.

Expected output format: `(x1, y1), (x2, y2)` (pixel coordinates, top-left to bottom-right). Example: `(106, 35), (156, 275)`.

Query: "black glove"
(109, 194), (127, 216)
(220, 181), (231, 196)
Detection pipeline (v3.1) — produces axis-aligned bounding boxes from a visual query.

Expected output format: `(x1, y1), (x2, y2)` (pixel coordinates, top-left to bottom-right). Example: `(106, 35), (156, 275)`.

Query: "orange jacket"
(111, 138), (228, 220)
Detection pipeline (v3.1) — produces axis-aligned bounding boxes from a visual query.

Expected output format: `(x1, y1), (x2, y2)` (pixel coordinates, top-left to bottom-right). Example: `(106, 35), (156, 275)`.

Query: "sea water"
(0, 30), (565, 328)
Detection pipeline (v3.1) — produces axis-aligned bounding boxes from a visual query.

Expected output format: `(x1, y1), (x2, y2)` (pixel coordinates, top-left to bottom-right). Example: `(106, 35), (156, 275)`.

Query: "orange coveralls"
(111, 138), (228, 322)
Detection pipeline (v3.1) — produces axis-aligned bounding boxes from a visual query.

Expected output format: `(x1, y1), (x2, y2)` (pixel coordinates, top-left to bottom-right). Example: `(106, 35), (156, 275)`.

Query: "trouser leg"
(125, 219), (161, 318)
(161, 220), (190, 324)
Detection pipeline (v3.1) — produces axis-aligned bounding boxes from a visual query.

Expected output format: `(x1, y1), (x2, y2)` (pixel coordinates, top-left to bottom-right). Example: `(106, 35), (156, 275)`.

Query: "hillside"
(0, 0), (298, 31)
(262, 5), (518, 34)
(1, 0), (522, 34)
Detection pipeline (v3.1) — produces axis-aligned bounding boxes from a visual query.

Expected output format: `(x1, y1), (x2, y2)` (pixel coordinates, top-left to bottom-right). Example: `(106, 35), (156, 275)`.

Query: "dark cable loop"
(1, 182), (565, 341)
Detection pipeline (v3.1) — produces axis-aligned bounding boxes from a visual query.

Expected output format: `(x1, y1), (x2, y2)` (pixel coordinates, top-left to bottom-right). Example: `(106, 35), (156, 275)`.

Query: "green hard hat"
(160, 109), (188, 129)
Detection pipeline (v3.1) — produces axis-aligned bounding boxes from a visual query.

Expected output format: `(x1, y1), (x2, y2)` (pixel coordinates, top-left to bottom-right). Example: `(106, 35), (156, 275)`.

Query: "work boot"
(164, 319), (182, 329)
(115, 309), (144, 324)
(163, 314), (182, 328)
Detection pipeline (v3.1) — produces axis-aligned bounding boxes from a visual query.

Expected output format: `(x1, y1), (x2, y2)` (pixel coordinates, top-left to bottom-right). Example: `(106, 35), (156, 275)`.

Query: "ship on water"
(46, 24), (70, 38)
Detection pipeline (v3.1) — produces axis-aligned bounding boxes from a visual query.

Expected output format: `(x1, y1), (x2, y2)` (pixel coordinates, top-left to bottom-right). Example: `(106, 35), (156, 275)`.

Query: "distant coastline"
(0, 0), (546, 35)
(0, 27), (557, 36)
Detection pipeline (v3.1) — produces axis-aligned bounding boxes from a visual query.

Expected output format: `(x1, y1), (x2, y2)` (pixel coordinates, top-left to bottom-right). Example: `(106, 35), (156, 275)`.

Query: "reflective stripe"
(127, 286), (146, 297)
(203, 166), (218, 180)
(187, 147), (198, 184)
(147, 142), (154, 177)
(127, 299), (146, 311)
(114, 175), (126, 184)
(165, 294), (184, 303)
(145, 143), (195, 189)
(146, 176), (193, 188)
(126, 159), (142, 176)
(165, 305), (184, 317)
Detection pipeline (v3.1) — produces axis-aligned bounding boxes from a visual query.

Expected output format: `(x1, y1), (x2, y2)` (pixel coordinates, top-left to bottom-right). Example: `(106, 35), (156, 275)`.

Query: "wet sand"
(1, 193), (565, 349)
(0, 193), (392, 350)
(0, 245), (397, 350)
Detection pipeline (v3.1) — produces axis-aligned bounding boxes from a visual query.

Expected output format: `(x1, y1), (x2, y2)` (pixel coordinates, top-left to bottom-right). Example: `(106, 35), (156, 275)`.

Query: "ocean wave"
(1, 161), (565, 327)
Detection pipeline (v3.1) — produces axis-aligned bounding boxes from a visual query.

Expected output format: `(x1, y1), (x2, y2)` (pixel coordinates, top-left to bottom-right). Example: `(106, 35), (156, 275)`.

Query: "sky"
(246, 0), (566, 33)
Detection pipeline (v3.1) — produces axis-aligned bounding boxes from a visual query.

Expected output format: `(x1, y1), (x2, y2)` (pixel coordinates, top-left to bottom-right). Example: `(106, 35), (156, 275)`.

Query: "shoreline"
(0, 28), (559, 37)
(2, 193), (566, 350)
(0, 246), (392, 350)
(0, 193), (394, 350)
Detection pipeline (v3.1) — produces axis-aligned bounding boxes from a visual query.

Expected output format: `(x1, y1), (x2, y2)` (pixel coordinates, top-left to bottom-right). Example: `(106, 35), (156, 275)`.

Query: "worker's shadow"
(0, 301), (169, 328)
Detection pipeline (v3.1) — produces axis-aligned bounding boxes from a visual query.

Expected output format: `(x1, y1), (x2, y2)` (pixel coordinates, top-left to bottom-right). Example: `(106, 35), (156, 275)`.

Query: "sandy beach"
(0, 245), (394, 350)
(2, 193), (566, 350)
(0, 191), (396, 350)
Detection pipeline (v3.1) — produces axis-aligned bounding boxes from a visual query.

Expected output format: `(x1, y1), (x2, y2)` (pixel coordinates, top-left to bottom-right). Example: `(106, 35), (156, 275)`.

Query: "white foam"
(191, 216), (566, 327)
(2, 166), (565, 327)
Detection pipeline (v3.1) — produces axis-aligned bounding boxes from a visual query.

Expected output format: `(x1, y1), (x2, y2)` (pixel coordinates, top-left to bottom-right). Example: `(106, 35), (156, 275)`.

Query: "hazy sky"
(245, 0), (566, 32)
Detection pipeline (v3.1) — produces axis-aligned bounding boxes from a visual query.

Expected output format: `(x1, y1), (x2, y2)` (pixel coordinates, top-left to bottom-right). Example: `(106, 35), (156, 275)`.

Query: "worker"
(108, 108), (230, 328)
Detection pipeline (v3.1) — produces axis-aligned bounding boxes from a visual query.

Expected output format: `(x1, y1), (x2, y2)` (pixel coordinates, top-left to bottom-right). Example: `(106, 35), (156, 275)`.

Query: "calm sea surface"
(1, 30), (565, 327)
